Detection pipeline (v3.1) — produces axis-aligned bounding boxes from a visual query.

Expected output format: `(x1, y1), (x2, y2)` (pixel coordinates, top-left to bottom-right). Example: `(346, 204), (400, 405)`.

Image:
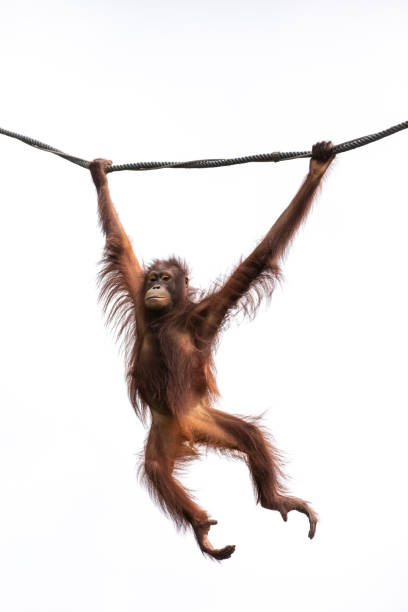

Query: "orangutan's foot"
(194, 520), (236, 560)
(274, 495), (318, 539)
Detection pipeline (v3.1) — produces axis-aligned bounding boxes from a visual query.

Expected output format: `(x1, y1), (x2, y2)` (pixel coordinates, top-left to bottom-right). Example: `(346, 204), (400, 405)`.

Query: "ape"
(89, 142), (335, 560)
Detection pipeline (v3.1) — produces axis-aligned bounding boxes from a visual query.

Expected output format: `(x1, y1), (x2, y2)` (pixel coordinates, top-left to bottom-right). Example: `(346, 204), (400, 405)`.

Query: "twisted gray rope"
(1, 120), (407, 173)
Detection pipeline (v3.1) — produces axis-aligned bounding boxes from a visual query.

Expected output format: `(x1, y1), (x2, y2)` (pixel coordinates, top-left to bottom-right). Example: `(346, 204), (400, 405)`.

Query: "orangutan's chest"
(139, 331), (196, 367)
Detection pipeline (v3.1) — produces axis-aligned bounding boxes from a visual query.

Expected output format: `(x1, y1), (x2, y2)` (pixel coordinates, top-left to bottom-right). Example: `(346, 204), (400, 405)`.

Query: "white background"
(0, 1), (407, 611)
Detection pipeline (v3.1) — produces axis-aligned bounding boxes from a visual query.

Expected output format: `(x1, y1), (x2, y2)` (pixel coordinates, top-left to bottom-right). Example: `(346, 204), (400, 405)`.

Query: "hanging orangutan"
(89, 141), (335, 560)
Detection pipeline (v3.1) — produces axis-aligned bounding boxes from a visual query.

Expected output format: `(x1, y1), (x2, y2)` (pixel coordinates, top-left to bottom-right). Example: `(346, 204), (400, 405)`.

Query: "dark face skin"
(144, 265), (188, 312)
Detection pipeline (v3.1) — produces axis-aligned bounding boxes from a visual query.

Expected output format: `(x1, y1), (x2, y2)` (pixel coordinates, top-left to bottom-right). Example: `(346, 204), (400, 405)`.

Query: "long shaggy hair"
(98, 247), (283, 422)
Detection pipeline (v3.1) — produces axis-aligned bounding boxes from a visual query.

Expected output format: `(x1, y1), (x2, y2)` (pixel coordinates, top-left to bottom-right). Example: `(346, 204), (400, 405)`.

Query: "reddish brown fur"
(89, 142), (335, 560)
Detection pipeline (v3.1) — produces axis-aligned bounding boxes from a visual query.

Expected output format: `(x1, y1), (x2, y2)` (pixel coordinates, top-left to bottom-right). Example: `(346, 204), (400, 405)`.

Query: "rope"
(1, 120), (407, 173)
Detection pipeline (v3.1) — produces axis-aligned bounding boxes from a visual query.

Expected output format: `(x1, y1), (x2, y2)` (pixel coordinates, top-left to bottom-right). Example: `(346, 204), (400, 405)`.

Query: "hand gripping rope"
(0, 120), (407, 173)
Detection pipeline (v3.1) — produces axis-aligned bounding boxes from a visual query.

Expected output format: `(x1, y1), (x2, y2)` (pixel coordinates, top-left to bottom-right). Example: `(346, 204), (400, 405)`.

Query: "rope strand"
(1, 120), (407, 173)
